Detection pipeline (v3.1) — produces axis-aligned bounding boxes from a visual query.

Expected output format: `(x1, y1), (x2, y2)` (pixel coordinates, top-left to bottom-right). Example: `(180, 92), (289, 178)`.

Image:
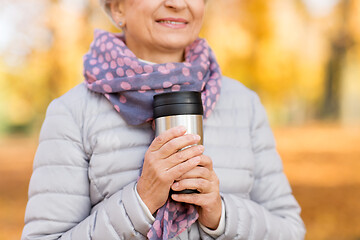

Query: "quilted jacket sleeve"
(213, 93), (306, 240)
(22, 98), (152, 240)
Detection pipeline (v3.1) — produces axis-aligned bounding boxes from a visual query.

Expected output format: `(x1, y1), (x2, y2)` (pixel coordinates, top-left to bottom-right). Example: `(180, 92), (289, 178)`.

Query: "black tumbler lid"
(153, 91), (203, 118)
(153, 91), (202, 107)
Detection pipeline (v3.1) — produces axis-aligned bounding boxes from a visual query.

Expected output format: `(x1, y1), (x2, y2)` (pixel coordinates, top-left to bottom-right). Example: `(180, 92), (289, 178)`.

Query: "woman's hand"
(170, 154), (222, 230)
(137, 126), (204, 214)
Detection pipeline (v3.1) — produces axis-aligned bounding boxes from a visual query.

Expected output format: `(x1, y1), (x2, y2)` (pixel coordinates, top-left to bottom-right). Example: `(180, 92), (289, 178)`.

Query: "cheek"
(194, 12), (205, 31)
(192, 3), (205, 23)
(125, 8), (149, 31)
(124, 1), (149, 21)
(126, 0), (139, 7)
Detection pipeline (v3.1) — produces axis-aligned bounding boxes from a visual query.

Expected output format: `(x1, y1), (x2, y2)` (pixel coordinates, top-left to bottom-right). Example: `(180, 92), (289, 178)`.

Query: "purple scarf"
(83, 30), (222, 239)
(83, 29), (221, 125)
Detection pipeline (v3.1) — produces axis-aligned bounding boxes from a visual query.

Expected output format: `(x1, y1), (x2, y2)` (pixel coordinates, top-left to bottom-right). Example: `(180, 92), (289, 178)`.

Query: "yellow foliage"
(1, 0), (360, 134)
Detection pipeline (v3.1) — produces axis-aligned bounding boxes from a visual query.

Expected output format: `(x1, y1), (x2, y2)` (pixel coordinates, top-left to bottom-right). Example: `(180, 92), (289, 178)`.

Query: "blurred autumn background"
(0, 0), (359, 239)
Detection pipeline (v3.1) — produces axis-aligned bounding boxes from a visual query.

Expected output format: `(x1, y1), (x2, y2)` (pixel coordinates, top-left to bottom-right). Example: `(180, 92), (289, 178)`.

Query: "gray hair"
(99, 0), (119, 26)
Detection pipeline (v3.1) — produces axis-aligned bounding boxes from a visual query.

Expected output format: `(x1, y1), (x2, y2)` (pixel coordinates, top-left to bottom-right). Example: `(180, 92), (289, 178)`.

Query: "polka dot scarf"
(148, 199), (198, 239)
(84, 29), (221, 239)
(83, 29), (222, 126)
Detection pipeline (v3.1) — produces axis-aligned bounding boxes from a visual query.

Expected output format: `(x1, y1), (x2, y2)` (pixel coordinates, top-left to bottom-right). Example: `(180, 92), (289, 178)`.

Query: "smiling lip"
(156, 18), (188, 29)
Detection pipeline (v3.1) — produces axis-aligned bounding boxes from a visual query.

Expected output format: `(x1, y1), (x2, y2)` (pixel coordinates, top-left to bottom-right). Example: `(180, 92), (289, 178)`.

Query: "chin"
(158, 36), (197, 51)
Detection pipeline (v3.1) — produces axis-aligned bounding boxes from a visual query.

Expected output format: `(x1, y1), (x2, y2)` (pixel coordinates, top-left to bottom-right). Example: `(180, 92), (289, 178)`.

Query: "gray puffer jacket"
(22, 77), (305, 239)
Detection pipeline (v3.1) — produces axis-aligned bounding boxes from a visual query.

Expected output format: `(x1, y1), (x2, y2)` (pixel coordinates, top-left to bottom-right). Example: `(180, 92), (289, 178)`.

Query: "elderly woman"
(22, 0), (305, 239)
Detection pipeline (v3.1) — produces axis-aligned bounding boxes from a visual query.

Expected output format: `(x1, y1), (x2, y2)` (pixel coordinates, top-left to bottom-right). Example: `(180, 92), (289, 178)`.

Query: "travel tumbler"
(153, 91), (203, 194)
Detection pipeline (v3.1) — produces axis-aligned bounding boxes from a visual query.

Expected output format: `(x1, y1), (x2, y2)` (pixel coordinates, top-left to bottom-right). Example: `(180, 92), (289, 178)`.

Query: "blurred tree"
(0, 0), (111, 134)
(321, 0), (354, 119)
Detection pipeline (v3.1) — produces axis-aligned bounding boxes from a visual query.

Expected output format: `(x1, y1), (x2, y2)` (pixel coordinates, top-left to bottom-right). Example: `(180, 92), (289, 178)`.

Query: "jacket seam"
(205, 143), (249, 148)
(87, 125), (127, 140)
(29, 191), (89, 199)
(25, 218), (79, 225)
(205, 124), (249, 129)
(33, 164), (87, 170)
(91, 144), (148, 157)
(87, 124), (150, 141)
(258, 192), (294, 207)
(253, 145), (276, 155)
(254, 169), (283, 181)
(94, 169), (139, 180)
(39, 137), (82, 145)
(213, 167), (253, 173)
(82, 107), (121, 122)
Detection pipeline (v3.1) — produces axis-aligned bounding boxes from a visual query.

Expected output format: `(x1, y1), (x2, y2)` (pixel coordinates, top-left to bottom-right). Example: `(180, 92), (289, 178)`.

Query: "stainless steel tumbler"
(153, 91), (203, 143)
(153, 91), (203, 194)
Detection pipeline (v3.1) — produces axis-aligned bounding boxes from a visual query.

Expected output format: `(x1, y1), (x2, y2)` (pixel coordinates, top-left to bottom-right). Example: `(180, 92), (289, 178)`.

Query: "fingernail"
(178, 125), (187, 133)
(197, 145), (205, 152)
(193, 135), (201, 141)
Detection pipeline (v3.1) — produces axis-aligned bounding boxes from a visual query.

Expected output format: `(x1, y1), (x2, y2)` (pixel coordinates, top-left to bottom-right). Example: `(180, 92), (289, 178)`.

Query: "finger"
(171, 178), (209, 193)
(166, 144), (204, 169)
(197, 154), (213, 170)
(159, 134), (201, 159)
(171, 192), (211, 207)
(175, 165), (210, 181)
(149, 125), (187, 152)
(167, 156), (201, 180)
(172, 192), (222, 230)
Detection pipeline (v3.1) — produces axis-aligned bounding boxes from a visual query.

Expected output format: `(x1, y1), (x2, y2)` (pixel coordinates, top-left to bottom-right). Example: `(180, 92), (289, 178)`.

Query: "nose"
(164, 0), (187, 10)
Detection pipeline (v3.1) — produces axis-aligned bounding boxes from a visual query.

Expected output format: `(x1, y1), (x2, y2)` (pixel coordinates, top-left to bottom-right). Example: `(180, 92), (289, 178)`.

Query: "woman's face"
(114, 0), (205, 62)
